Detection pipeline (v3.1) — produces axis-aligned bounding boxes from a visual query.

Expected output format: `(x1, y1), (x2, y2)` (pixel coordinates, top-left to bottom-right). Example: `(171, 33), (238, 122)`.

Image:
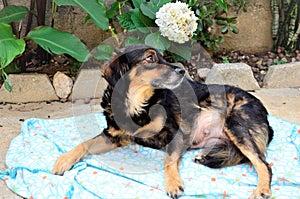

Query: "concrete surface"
(0, 88), (299, 198)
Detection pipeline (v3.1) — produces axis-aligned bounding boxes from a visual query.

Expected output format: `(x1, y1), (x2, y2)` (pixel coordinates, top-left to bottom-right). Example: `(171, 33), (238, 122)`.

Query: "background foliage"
(0, 0), (248, 91)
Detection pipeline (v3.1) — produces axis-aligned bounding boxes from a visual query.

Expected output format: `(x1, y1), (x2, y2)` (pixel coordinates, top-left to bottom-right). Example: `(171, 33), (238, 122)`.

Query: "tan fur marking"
(127, 69), (158, 116)
(53, 135), (118, 174)
(127, 82), (154, 116)
(164, 153), (184, 196)
(109, 127), (125, 137)
(133, 115), (165, 138)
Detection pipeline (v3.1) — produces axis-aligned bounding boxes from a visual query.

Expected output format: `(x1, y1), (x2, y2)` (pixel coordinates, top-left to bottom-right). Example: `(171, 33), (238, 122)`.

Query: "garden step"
(0, 74), (58, 103)
(70, 69), (108, 101)
(205, 63), (260, 91)
(263, 62), (300, 88)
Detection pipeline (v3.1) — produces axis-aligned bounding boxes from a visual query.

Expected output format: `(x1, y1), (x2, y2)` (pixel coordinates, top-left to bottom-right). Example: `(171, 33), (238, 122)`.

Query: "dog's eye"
(145, 54), (155, 63)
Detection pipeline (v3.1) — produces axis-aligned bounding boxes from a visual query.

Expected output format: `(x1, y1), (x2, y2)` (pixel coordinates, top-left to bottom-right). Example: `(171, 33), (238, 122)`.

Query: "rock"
(197, 68), (211, 80)
(263, 62), (300, 88)
(53, 71), (73, 99)
(0, 74), (59, 103)
(71, 69), (108, 100)
(205, 63), (260, 90)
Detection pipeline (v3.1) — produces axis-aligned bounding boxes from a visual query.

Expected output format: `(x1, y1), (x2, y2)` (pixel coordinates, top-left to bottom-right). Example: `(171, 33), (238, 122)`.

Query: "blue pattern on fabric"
(0, 113), (299, 199)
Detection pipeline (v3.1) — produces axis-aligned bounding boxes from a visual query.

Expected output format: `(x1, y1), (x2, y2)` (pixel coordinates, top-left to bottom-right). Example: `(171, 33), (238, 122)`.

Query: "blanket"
(0, 113), (299, 199)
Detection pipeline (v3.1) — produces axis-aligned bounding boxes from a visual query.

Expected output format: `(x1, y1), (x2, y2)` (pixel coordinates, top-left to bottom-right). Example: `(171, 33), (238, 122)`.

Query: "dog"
(52, 45), (274, 199)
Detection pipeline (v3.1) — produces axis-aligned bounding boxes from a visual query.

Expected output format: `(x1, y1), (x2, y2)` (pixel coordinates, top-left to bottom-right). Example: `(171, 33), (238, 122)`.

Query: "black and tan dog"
(53, 45), (274, 199)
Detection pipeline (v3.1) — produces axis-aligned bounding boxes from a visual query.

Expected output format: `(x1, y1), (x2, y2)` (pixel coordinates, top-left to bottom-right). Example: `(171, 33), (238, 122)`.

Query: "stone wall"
(218, 0), (273, 53)
(1, 0), (273, 52)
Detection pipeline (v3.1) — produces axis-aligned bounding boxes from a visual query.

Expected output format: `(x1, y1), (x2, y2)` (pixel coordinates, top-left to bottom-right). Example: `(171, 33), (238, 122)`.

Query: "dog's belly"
(190, 109), (228, 149)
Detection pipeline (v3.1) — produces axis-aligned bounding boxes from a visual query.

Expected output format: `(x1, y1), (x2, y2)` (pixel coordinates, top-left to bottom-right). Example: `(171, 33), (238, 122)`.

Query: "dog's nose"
(175, 67), (185, 75)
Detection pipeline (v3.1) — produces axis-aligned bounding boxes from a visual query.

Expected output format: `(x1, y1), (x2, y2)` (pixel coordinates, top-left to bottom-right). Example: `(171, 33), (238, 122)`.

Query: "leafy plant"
(271, 0), (300, 51)
(221, 56), (230, 63)
(102, 0), (245, 61)
(0, 3), (90, 91)
(1, 0), (248, 91)
(268, 58), (287, 66)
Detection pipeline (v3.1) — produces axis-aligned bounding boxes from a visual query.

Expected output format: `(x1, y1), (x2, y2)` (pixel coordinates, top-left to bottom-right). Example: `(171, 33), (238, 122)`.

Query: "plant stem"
(25, 0), (35, 36)
(36, 0), (51, 62)
(51, 1), (58, 27)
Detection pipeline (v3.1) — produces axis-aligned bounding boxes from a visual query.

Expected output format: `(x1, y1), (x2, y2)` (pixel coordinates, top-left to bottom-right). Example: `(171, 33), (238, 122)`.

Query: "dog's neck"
(126, 80), (154, 116)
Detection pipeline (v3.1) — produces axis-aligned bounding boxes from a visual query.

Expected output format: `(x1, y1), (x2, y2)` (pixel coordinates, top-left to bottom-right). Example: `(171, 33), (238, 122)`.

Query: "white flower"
(155, 2), (198, 44)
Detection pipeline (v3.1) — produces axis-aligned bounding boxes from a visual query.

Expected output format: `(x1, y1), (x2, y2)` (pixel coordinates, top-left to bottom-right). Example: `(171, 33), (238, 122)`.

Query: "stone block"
(197, 68), (211, 80)
(263, 62), (300, 88)
(205, 63), (260, 90)
(0, 74), (59, 103)
(71, 69), (108, 100)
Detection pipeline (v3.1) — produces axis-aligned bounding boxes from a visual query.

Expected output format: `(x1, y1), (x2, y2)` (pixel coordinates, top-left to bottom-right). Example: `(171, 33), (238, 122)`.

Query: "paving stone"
(263, 62), (300, 88)
(71, 69), (108, 100)
(53, 71), (73, 99)
(205, 63), (260, 90)
(0, 74), (59, 103)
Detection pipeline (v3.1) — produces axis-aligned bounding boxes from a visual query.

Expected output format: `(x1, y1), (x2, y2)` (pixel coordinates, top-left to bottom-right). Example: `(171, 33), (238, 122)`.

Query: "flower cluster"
(155, 2), (198, 44)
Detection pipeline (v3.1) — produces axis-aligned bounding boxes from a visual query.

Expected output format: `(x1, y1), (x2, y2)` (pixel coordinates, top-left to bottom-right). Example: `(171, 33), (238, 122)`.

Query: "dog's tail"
(194, 142), (249, 168)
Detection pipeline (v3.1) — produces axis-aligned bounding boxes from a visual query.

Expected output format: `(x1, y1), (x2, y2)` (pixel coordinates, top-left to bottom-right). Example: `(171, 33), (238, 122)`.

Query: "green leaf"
(230, 25), (239, 34)
(140, 0), (171, 19)
(197, 20), (203, 31)
(169, 42), (192, 60)
(54, 0), (108, 30)
(106, 1), (119, 19)
(0, 23), (25, 67)
(131, 9), (154, 33)
(221, 26), (228, 34)
(216, 20), (227, 26)
(117, 12), (136, 30)
(4, 76), (12, 92)
(1, 71), (12, 92)
(214, 0), (228, 12)
(0, 5), (28, 23)
(26, 26), (89, 62)
(145, 32), (170, 51)
(156, 0), (172, 7)
(204, 18), (213, 27)
(132, 0), (146, 8)
(125, 36), (143, 46)
(94, 43), (114, 60)
(140, 2), (157, 19)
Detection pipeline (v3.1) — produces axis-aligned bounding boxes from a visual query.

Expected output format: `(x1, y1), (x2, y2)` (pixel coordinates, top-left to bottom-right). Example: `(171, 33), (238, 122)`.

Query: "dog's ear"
(102, 52), (129, 86)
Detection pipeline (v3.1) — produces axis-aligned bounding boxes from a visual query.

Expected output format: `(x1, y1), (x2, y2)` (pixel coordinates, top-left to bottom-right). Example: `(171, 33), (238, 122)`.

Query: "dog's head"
(102, 44), (167, 86)
(128, 63), (185, 90)
(126, 63), (185, 116)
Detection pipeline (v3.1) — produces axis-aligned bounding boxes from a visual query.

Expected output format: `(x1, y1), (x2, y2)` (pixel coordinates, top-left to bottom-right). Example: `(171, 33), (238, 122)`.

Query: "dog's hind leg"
(52, 133), (120, 175)
(223, 120), (272, 199)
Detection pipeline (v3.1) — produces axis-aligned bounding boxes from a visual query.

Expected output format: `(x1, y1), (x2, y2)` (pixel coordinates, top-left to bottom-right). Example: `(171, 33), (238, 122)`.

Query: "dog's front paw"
(52, 152), (77, 175)
(165, 177), (184, 199)
(250, 188), (272, 199)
